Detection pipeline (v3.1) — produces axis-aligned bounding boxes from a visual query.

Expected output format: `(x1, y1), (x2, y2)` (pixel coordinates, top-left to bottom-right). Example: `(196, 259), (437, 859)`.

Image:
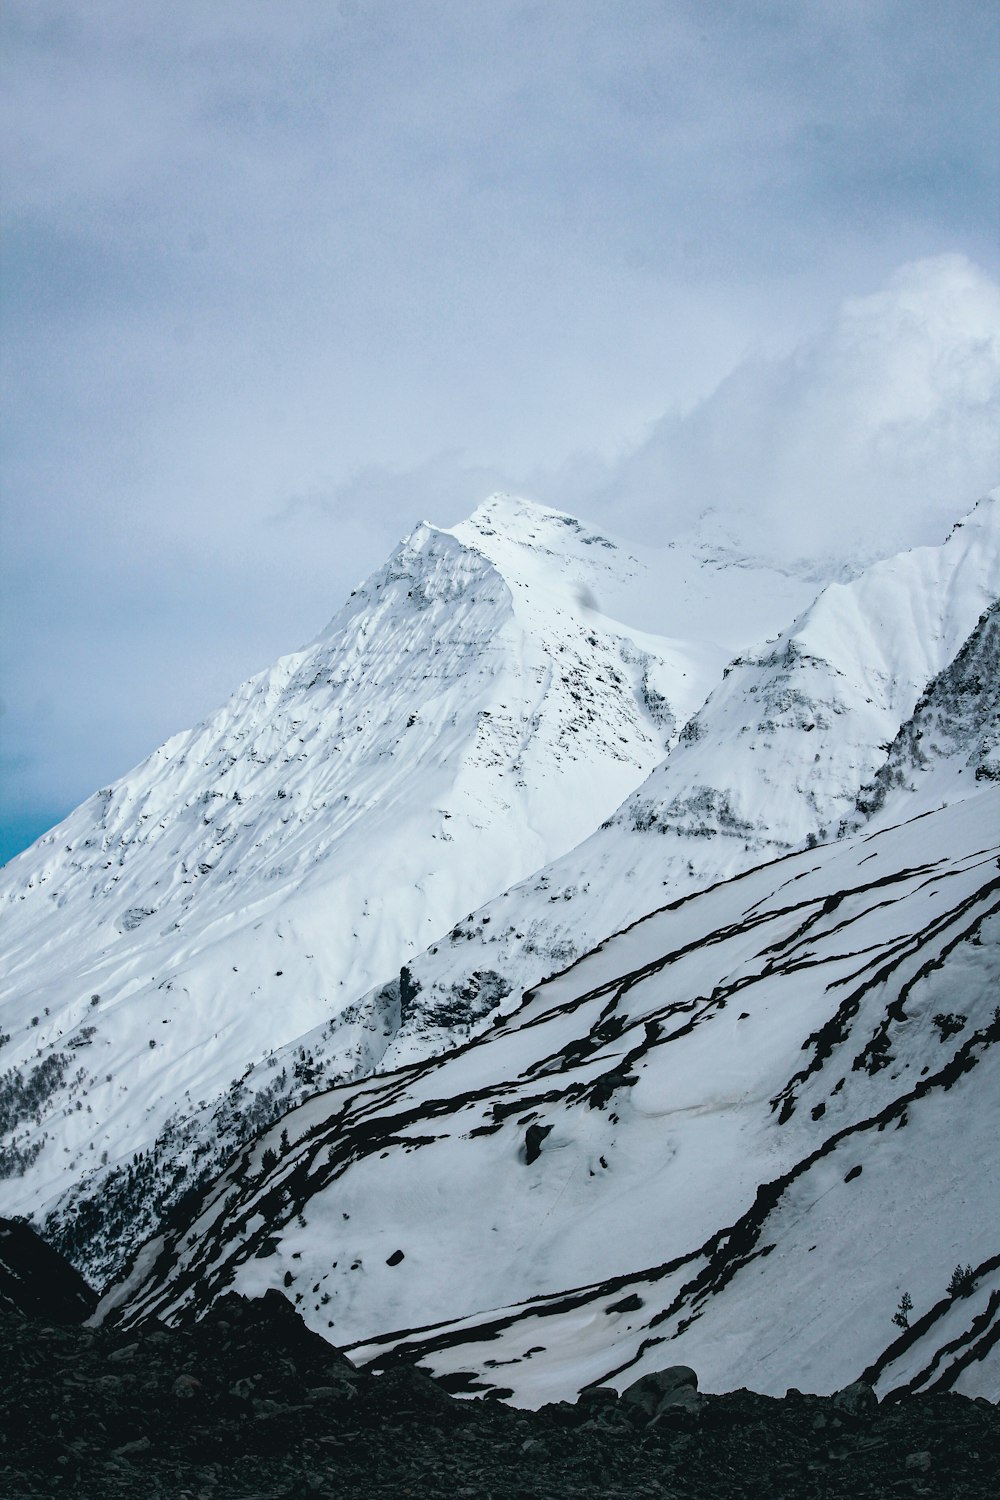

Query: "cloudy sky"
(2, 0), (999, 862)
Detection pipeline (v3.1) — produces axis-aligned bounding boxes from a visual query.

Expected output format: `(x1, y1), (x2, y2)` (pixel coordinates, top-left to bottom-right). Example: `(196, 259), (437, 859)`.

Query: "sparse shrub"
(947, 1264), (976, 1298)
(892, 1291), (913, 1329)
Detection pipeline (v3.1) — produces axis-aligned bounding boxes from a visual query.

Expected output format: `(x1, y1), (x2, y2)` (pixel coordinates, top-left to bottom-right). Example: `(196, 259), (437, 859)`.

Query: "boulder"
(833, 1381), (879, 1418)
(621, 1365), (700, 1420)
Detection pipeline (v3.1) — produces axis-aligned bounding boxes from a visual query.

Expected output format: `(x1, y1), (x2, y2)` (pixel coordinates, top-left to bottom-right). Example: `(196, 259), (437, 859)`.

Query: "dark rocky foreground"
(0, 1289), (996, 1500)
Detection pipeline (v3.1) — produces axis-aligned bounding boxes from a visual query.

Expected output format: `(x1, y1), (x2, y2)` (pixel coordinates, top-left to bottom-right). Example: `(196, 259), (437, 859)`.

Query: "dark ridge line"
(100, 821), (999, 1345)
(928, 1294), (1000, 1392)
(345, 1239), (708, 1372)
(519, 826), (905, 1014)
(106, 1065), (578, 1327)
(858, 803), (955, 842)
(860, 1249), (1000, 1395)
(108, 866), (999, 1333)
(576, 854), (990, 1059)
(813, 861), (997, 998)
(752, 862), (944, 961)
(916, 1284), (1000, 1394)
(83, 818), (993, 1291)
(622, 1012), (1000, 1376)
(109, 967), (729, 1330)
(337, 1007), (1000, 1393)
(769, 878), (1000, 1118)
(852, 894), (1000, 1075)
(780, 842), (996, 986)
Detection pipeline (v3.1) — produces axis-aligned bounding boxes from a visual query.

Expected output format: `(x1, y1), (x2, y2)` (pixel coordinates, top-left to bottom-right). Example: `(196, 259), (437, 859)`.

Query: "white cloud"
(564, 255), (1000, 566)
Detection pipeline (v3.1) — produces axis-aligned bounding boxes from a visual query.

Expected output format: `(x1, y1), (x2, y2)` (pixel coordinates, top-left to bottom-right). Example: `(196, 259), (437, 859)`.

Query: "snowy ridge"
(0, 496), (763, 1262)
(94, 787), (1000, 1404)
(2, 489), (996, 1339)
(340, 493), (1000, 1071)
(851, 598), (1000, 823)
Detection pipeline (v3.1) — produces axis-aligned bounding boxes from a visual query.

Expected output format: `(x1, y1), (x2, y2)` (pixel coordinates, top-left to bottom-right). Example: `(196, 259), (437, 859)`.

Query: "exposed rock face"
(0, 1215), (96, 1324)
(0, 1291), (996, 1499)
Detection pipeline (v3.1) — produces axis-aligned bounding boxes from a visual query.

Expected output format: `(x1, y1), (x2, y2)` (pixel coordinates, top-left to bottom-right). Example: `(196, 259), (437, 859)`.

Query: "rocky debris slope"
(0, 1214), (96, 1323)
(1, 1290), (996, 1499)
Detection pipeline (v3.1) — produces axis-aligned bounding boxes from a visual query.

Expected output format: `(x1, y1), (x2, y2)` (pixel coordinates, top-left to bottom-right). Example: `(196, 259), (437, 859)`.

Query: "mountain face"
(95, 778), (1000, 1404)
(3, 487), (998, 1409)
(0, 496), (814, 1277)
(94, 577), (1000, 1404)
(851, 597), (1000, 824)
(333, 492), (1000, 1075)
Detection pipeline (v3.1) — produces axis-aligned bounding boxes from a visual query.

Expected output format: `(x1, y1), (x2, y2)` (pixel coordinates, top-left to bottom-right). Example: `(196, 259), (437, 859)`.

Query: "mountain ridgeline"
(1, 490), (998, 1409)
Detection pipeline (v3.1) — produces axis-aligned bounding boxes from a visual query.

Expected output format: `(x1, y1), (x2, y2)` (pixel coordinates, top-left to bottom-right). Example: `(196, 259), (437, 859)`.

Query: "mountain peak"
(455, 492), (585, 538)
(0, 494), (712, 1265)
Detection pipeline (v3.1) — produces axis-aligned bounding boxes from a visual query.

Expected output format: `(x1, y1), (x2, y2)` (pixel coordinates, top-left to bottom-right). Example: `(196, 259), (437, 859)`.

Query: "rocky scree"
(0, 1289), (997, 1499)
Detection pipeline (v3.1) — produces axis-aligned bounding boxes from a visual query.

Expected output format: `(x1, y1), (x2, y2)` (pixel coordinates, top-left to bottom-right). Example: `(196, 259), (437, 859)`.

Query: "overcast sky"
(2, 0), (999, 862)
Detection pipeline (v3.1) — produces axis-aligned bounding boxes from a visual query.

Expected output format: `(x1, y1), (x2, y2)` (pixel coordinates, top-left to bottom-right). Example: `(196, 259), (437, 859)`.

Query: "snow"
(96, 790), (1000, 1404)
(0, 494), (811, 1261)
(3, 485), (998, 1408)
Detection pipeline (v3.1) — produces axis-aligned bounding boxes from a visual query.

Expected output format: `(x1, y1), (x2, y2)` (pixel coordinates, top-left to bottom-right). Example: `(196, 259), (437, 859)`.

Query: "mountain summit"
(1, 495), (788, 1263)
(2, 491), (997, 1406)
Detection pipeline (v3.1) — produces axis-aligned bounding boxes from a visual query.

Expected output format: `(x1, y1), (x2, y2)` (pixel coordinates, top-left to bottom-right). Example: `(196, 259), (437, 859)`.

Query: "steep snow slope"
(1, 496), (811, 1270)
(40, 492), (996, 1284)
(851, 598), (1000, 823)
(343, 492), (1000, 1066)
(95, 776), (1000, 1403)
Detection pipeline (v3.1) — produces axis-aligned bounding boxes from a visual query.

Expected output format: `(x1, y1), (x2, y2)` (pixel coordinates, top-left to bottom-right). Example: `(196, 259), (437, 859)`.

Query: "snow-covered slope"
(1, 496), (812, 1269)
(95, 772), (1000, 1402)
(342, 493), (1000, 1070)
(851, 598), (1000, 823)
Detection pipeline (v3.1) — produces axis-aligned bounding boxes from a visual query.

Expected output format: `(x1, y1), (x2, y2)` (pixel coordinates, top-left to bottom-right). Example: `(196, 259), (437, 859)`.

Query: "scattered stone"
(0, 1297), (995, 1498)
(172, 1373), (202, 1398)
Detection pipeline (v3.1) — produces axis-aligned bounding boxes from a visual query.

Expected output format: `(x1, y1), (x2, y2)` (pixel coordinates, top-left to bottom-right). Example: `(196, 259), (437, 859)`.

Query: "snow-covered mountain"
(851, 597), (1000, 823)
(335, 492), (1000, 1072)
(0, 496), (814, 1270)
(95, 740), (1000, 1404)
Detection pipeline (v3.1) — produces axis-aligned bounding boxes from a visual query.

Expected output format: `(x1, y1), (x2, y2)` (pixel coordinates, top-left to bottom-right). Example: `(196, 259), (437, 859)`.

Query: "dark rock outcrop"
(0, 1215), (97, 1323)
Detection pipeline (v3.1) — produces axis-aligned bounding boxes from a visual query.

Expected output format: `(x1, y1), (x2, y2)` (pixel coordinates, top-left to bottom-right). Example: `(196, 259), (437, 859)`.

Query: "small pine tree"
(892, 1291), (913, 1329)
(947, 1264), (976, 1298)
